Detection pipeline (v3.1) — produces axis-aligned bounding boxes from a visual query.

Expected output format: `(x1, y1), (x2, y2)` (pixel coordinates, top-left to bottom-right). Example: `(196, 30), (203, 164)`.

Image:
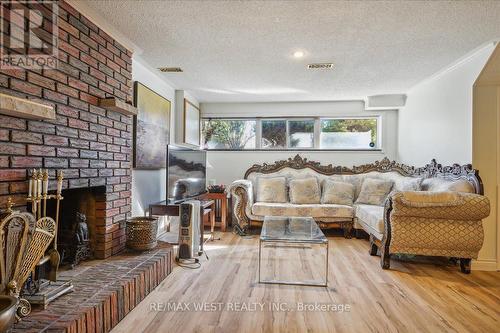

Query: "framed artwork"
(183, 98), (201, 146)
(133, 82), (171, 169)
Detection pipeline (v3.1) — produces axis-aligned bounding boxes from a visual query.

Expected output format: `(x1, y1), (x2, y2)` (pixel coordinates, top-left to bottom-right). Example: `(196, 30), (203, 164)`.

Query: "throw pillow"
(321, 180), (355, 205)
(393, 177), (423, 192)
(256, 176), (287, 203)
(355, 178), (394, 206)
(389, 177), (423, 197)
(289, 177), (321, 204)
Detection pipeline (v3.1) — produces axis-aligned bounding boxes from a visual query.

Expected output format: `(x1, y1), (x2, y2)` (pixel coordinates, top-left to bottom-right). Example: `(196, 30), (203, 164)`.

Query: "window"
(261, 119), (286, 149)
(201, 117), (380, 150)
(288, 119), (315, 148)
(320, 118), (377, 149)
(202, 119), (256, 149)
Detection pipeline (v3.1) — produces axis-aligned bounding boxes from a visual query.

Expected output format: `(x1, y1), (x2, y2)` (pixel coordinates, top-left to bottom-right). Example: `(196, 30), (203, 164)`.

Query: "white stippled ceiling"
(82, 0), (500, 102)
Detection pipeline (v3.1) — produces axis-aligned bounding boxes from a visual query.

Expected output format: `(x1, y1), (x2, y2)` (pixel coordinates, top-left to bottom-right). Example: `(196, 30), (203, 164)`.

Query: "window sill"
(204, 149), (383, 152)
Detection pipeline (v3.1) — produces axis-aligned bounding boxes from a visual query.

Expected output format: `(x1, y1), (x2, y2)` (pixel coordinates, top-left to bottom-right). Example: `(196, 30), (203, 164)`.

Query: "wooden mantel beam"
(99, 97), (137, 116)
(0, 92), (55, 120)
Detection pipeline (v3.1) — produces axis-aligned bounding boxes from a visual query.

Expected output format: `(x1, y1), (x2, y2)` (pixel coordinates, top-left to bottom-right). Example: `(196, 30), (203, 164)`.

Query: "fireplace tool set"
(0, 169), (72, 320)
(27, 169), (63, 282)
(23, 169), (75, 310)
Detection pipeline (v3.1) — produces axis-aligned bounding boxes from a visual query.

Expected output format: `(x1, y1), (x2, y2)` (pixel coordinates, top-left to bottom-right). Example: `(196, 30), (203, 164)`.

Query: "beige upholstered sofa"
(230, 155), (490, 273)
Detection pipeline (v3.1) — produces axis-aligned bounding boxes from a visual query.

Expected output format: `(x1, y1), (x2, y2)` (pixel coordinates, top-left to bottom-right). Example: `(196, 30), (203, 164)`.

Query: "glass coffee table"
(258, 216), (329, 287)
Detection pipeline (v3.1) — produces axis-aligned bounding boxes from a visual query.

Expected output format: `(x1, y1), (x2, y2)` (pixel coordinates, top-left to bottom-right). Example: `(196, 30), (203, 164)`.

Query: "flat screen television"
(166, 145), (207, 203)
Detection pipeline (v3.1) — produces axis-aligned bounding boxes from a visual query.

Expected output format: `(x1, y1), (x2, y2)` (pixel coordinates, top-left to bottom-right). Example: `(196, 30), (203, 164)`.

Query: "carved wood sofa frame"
(231, 155), (484, 264)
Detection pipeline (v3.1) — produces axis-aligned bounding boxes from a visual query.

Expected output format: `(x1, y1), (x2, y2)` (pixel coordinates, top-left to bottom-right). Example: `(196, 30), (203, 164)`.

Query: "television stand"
(148, 199), (215, 255)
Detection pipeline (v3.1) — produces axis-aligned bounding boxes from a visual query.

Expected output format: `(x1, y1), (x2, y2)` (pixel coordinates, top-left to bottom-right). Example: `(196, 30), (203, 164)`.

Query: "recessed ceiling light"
(293, 51), (305, 58)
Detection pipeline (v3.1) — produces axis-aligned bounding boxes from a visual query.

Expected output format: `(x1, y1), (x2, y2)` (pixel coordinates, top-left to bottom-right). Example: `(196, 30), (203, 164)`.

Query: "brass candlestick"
(3, 196), (14, 214)
(27, 169), (64, 220)
(27, 169), (39, 218)
(42, 170), (48, 218)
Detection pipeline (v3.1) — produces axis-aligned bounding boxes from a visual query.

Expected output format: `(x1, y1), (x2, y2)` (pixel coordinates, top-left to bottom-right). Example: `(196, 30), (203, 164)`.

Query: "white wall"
(201, 101), (398, 185)
(131, 58), (175, 216)
(131, 59), (199, 216)
(174, 90), (200, 146)
(398, 43), (496, 166)
(202, 100), (366, 118)
(472, 44), (500, 271)
(398, 42), (499, 271)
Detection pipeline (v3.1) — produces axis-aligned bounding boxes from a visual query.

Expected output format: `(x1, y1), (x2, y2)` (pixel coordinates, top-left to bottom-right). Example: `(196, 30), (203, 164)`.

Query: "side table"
(204, 192), (228, 232)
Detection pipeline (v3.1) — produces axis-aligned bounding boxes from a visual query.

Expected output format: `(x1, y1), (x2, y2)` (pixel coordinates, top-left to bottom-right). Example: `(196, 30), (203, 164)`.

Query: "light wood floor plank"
(111, 232), (500, 333)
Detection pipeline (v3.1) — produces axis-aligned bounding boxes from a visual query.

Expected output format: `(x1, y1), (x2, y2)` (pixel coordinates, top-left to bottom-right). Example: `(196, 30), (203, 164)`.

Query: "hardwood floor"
(111, 232), (500, 333)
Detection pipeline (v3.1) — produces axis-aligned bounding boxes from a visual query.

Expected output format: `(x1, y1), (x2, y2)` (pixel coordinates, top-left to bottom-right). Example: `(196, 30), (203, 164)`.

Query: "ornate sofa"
(229, 155), (490, 273)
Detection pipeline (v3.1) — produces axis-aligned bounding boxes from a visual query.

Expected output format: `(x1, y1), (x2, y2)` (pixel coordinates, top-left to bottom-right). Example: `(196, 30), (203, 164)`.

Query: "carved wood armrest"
(229, 180), (253, 203)
(229, 180), (253, 235)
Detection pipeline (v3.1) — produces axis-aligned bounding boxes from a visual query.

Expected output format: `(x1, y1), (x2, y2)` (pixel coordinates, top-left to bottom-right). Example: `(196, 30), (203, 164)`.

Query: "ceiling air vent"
(158, 67), (183, 72)
(307, 63), (334, 70)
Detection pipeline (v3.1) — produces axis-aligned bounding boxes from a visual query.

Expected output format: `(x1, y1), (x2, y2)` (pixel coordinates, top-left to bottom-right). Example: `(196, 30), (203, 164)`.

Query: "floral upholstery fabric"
(355, 178), (394, 206)
(288, 177), (321, 204)
(256, 176), (287, 203)
(355, 204), (385, 235)
(252, 202), (353, 219)
(247, 169), (470, 200)
(421, 178), (474, 193)
(340, 174), (366, 200)
(247, 168), (343, 198)
(388, 177), (423, 197)
(321, 180), (354, 205)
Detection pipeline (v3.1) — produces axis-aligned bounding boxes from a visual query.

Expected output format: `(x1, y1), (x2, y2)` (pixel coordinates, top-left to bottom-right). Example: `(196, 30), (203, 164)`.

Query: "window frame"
(201, 117), (257, 150)
(260, 118), (287, 150)
(201, 116), (382, 151)
(319, 116), (380, 150)
(285, 118), (316, 149)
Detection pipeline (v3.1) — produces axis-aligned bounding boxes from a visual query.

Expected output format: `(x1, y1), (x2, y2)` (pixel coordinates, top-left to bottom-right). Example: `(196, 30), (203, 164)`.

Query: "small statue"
(69, 212), (91, 267)
(73, 212), (89, 244)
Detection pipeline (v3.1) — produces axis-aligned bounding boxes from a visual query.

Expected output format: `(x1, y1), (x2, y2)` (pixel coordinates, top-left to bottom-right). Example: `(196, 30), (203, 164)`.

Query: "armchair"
(373, 191), (490, 273)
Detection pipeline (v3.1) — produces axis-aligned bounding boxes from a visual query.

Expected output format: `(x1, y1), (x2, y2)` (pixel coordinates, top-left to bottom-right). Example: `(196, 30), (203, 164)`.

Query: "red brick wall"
(0, 1), (133, 258)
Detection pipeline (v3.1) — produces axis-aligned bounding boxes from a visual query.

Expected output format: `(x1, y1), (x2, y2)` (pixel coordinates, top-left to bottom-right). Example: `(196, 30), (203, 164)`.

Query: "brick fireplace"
(0, 1), (133, 258)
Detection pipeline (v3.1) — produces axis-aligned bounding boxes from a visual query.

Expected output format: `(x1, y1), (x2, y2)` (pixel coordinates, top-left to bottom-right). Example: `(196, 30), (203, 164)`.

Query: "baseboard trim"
(472, 259), (499, 271)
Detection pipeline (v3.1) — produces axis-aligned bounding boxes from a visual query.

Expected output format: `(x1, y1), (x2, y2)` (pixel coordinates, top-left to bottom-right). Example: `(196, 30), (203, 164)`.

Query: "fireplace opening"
(44, 186), (106, 267)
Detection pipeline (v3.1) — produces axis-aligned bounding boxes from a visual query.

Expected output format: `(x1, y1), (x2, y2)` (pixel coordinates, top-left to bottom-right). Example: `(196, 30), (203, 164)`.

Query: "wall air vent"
(158, 67), (183, 72)
(307, 63), (334, 70)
